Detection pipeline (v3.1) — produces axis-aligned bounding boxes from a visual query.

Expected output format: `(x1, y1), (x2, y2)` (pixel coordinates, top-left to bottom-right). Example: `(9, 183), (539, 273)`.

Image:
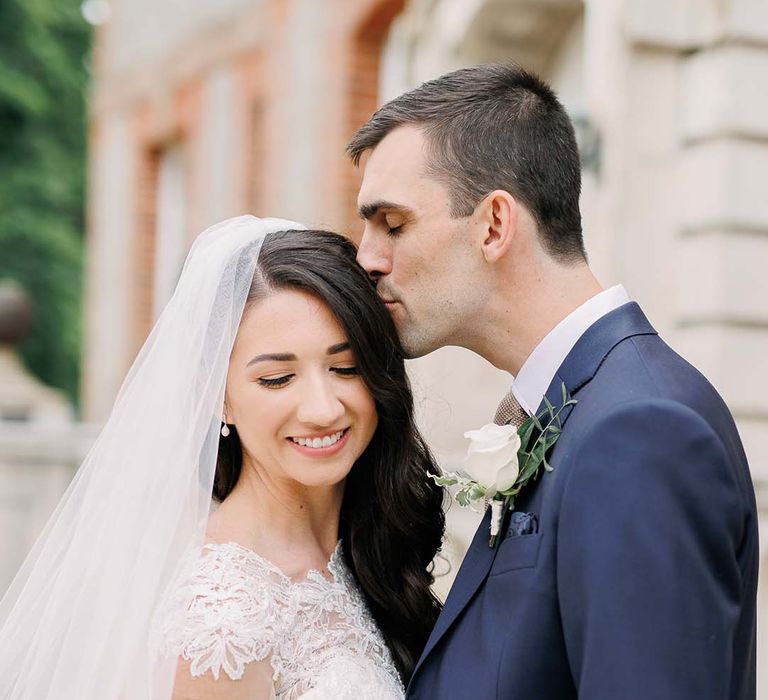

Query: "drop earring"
(220, 421), (230, 437)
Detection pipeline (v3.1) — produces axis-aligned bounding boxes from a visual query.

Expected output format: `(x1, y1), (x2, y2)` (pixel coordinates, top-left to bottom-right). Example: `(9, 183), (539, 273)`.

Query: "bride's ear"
(478, 190), (517, 264)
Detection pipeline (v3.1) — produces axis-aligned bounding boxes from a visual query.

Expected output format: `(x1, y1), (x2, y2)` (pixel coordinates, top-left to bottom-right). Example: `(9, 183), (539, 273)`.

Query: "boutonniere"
(430, 383), (576, 547)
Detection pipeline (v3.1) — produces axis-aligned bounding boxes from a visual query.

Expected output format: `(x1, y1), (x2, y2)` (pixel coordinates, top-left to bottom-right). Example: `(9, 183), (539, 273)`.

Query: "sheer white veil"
(0, 216), (305, 699)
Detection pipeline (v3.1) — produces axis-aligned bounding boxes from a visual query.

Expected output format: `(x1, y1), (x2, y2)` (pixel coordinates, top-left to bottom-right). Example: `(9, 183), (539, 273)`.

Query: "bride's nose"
(296, 378), (345, 427)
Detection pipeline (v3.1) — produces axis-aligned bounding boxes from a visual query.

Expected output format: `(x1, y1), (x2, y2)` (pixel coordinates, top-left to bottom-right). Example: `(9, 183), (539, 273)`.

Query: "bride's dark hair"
(214, 228), (445, 682)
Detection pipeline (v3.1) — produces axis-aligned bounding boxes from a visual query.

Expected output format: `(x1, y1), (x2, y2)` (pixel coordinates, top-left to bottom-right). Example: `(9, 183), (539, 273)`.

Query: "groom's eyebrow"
(358, 200), (410, 220)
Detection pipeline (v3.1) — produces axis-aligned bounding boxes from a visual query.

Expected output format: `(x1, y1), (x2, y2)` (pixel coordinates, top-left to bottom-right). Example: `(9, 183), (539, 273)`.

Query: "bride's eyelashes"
(256, 366), (360, 389)
(331, 366), (360, 376)
(258, 374), (293, 388)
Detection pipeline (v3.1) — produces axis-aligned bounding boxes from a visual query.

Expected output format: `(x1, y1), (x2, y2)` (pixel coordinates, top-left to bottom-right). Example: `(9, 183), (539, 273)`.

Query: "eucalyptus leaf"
(519, 457), (542, 481)
(430, 475), (459, 487)
(519, 420), (536, 448)
(469, 483), (487, 500)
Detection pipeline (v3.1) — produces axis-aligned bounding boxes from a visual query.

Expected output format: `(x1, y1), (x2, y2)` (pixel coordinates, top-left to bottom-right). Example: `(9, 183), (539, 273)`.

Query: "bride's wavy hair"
(214, 228), (445, 682)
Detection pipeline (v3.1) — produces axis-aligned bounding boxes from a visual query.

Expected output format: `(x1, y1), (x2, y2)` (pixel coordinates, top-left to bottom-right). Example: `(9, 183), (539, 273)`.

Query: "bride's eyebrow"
(246, 352), (296, 367)
(327, 342), (351, 355)
(246, 343), (351, 367)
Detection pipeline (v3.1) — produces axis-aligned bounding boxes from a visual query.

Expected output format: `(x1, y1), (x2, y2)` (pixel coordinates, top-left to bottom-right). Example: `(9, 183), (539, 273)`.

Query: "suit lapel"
(532, 302), (657, 415)
(410, 507), (500, 680)
(409, 303), (658, 688)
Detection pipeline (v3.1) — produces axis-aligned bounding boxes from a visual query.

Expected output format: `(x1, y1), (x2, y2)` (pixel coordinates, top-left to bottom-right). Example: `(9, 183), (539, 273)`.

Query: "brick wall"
(84, 0), (406, 417)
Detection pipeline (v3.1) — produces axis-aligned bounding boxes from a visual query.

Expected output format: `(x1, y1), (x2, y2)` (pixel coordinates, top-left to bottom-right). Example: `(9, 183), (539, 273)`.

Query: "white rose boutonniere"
(463, 424), (521, 497)
(430, 382), (577, 547)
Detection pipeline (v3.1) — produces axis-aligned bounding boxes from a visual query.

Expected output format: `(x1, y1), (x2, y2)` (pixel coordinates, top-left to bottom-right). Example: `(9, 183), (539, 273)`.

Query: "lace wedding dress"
(153, 541), (405, 699)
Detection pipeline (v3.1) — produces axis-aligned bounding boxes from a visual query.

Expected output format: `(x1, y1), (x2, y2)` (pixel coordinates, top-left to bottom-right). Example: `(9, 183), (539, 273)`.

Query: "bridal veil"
(0, 216), (304, 699)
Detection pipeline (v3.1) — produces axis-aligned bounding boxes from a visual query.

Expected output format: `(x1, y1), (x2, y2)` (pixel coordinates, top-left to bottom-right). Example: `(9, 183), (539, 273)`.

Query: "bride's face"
(224, 288), (378, 489)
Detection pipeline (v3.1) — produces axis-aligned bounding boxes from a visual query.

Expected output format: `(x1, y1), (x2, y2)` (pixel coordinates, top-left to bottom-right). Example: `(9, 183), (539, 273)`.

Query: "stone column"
(0, 282), (91, 594)
(626, 1), (768, 694)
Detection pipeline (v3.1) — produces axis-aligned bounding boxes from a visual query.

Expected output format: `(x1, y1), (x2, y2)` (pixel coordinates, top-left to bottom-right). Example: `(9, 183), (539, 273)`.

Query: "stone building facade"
(83, 0), (768, 692)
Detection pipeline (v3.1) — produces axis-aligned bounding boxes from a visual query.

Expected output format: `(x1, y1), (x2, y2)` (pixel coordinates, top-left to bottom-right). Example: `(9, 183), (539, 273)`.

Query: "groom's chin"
(398, 333), (440, 360)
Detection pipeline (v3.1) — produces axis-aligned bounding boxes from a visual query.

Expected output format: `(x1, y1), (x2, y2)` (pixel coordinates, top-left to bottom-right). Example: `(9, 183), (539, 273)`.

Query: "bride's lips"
(287, 428), (350, 457)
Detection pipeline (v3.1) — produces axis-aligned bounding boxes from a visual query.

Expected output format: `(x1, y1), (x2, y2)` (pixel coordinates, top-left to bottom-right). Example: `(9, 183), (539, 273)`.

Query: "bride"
(0, 217), (445, 699)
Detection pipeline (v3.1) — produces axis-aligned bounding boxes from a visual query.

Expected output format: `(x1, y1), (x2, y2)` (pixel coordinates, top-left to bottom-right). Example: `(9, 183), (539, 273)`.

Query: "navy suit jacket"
(407, 303), (758, 700)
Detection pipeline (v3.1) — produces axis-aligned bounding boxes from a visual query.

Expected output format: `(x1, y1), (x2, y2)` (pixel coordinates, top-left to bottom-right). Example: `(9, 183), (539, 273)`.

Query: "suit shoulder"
(567, 397), (747, 507)
(586, 333), (735, 432)
(580, 396), (721, 443)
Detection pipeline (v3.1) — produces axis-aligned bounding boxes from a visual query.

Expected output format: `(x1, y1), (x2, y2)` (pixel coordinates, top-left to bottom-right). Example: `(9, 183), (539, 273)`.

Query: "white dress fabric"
(154, 541), (404, 699)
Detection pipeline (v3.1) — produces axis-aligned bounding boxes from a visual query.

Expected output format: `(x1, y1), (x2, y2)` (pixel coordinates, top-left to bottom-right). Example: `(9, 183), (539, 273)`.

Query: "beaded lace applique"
(154, 541), (403, 699)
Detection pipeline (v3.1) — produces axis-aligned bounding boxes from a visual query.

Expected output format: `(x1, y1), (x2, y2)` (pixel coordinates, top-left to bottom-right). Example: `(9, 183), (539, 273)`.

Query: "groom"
(348, 64), (758, 699)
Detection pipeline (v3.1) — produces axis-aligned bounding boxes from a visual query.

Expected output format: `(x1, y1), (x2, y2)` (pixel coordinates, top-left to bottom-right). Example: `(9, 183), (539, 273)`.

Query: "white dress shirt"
(511, 285), (631, 415)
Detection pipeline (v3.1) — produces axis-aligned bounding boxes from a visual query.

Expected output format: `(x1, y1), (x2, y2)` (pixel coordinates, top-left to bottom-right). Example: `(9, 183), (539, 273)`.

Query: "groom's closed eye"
(382, 209), (406, 233)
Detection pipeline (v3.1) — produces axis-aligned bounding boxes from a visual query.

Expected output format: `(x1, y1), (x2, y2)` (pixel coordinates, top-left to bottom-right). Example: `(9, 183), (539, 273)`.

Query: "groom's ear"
(478, 190), (518, 264)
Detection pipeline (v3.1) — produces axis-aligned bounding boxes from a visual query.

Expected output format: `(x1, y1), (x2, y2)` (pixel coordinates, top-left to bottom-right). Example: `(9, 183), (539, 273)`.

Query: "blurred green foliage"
(0, 0), (90, 405)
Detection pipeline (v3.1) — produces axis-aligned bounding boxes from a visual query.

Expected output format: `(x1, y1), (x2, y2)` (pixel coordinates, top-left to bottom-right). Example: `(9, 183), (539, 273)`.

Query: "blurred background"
(1, 0), (766, 693)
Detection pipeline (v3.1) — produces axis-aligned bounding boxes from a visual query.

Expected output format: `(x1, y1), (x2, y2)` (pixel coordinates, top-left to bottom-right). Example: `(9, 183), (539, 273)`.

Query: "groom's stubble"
(356, 126), (490, 359)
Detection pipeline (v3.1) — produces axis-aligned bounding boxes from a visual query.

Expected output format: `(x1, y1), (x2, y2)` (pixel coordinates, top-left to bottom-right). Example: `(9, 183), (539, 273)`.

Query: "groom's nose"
(357, 228), (392, 280)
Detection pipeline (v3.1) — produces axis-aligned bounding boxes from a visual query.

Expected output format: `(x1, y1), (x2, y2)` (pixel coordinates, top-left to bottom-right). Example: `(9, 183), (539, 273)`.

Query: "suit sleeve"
(557, 399), (747, 700)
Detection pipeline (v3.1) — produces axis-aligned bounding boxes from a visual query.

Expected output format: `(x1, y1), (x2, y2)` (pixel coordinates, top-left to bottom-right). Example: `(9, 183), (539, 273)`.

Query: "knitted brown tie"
(493, 389), (528, 428)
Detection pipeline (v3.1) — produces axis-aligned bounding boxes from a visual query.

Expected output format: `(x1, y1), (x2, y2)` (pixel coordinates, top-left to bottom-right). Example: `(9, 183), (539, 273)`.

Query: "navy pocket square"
(507, 511), (538, 537)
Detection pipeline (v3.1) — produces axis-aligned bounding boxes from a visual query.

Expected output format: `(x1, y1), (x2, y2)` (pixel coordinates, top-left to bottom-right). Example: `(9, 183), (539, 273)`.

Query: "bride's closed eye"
(258, 374), (293, 388)
(257, 366), (359, 389)
(331, 366), (359, 376)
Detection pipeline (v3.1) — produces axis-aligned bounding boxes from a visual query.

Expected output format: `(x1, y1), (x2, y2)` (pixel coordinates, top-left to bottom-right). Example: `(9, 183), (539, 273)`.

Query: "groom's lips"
(377, 287), (401, 313)
(382, 299), (399, 313)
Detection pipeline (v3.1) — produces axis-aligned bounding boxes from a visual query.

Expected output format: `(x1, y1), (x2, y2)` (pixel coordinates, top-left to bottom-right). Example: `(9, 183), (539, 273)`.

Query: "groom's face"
(356, 126), (482, 358)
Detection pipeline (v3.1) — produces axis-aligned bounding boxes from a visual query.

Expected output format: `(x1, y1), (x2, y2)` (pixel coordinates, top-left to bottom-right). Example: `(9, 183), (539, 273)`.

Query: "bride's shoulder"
(152, 540), (282, 681)
(184, 538), (282, 587)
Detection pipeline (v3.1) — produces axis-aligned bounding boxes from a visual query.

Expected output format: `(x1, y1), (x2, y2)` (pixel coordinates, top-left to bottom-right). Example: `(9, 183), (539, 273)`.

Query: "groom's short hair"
(348, 63), (586, 263)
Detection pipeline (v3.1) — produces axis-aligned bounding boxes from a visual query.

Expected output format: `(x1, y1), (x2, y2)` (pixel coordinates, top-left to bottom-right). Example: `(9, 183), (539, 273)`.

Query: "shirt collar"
(511, 285), (631, 415)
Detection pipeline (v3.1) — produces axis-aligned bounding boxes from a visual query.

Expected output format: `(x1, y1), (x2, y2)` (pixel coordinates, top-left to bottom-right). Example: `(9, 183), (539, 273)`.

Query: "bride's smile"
(288, 427), (350, 453)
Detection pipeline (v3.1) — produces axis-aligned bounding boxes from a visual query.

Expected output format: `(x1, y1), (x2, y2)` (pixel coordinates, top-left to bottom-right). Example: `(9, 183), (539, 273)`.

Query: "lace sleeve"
(153, 543), (281, 681)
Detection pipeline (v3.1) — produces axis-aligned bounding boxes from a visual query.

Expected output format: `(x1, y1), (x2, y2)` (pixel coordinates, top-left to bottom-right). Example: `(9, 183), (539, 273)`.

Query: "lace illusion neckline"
(201, 539), (345, 585)
(154, 537), (404, 697)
